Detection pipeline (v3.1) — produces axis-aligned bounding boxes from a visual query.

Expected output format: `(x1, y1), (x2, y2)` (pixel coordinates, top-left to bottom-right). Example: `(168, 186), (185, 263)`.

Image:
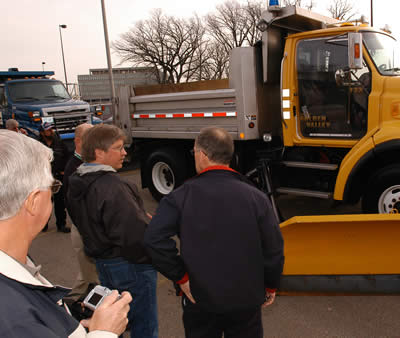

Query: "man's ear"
(24, 190), (41, 216)
(95, 148), (104, 162)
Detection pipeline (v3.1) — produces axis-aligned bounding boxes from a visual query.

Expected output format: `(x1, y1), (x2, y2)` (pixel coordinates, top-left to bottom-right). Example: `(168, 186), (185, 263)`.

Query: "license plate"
(42, 116), (54, 124)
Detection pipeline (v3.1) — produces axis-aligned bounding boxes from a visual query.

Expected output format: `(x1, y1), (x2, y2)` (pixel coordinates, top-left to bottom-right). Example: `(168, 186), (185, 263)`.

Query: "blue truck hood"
(11, 99), (88, 110)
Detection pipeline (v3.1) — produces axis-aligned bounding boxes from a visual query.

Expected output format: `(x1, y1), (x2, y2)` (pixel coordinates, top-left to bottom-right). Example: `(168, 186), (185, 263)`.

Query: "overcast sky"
(0, 0), (397, 85)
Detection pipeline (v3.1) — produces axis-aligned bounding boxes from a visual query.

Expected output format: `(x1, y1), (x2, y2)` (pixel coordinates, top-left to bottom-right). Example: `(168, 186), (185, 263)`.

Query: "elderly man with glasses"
(0, 129), (132, 337)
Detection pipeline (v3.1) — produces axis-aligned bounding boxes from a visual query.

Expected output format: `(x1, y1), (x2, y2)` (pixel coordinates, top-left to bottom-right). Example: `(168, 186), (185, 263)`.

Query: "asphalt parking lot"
(29, 168), (400, 337)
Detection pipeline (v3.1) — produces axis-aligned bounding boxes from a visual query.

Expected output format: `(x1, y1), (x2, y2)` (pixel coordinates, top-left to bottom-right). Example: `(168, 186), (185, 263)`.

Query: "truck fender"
(341, 139), (400, 205)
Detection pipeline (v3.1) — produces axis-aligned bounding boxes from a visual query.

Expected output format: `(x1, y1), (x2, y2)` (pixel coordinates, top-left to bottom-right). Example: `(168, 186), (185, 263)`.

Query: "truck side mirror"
(348, 33), (363, 69)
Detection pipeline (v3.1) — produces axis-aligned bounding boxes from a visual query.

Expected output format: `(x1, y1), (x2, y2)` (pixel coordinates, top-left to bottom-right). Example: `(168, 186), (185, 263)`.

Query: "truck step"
(276, 187), (332, 199)
(282, 161), (338, 171)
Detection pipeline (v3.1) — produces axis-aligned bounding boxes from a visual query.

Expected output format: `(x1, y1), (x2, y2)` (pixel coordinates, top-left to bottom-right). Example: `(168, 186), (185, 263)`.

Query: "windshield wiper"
(14, 97), (40, 101)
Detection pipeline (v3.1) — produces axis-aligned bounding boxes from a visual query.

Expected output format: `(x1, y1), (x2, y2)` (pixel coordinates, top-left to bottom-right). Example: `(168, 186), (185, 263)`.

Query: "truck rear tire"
(362, 164), (400, 214)
(144, 148), (188, 201)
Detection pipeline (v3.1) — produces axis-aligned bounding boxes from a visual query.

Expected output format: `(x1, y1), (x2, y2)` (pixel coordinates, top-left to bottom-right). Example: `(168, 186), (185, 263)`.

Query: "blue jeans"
(95, 257), (158, 338)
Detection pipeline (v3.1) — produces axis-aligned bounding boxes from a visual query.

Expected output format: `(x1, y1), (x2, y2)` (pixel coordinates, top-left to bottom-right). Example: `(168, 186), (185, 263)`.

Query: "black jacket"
(63, 153), (82, 205)
(67, 164), (151, 264)
(39, 132), (69, 177)
(144, 168), (284, 313)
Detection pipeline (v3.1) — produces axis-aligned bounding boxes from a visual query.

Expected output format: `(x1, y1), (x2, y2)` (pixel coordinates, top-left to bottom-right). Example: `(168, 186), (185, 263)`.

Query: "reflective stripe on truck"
(132, 112), (237, 119)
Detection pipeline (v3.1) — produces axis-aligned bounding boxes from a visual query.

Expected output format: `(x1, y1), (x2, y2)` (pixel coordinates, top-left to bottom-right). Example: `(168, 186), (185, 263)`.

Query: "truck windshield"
(8, 80), (71, 102)
(362, 32), (400, 75)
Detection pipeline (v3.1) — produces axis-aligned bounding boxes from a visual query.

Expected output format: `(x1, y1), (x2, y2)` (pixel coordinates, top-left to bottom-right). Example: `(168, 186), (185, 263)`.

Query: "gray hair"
(0, 130), (53, 220)
(5, 119), (18, 130)
(74, 123), (93, 139)
(195, 126), (234, 165)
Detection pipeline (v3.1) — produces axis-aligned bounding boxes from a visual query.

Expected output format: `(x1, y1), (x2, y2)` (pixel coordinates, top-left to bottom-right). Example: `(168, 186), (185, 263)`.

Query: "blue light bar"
(269, 0), (279, 5)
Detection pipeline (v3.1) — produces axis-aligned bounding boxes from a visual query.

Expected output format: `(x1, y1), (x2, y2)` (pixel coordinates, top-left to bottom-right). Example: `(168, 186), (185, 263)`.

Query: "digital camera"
(83, 285), (115, 311)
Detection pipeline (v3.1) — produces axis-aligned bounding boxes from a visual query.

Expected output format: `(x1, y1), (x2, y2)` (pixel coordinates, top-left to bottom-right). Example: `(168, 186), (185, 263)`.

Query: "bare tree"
(206, 0), (264, 54)
(327, 0), (356, 21)
(195, 41), (230, 80)
(113, 1), (267, 83)
(281, 0), (314, 10)
(113, 10), (207, 84)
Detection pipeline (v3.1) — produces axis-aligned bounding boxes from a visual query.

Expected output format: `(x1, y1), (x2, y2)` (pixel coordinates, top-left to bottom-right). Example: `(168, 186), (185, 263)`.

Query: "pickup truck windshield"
(363, 32), (400, 75)
(8, 80), (71, 102)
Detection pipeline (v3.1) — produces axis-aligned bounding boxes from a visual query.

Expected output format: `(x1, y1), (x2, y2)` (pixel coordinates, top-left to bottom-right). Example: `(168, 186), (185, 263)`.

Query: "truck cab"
(0, 69), (92, 145)
(261, 6), (400, 213)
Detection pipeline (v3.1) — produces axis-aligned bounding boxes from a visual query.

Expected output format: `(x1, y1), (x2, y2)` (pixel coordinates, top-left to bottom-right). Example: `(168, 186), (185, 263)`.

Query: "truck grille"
(51, 113), (91, 134)
(50, 108), (87, 114)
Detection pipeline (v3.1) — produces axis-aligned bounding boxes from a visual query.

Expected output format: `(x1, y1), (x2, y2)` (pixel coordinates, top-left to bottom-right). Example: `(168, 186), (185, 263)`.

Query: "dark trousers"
(182, 297), (263, 338)
(53, 186), (66, 229)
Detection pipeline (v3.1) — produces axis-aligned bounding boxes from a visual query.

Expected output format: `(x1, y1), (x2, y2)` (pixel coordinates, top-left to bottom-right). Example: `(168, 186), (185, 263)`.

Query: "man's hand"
(80, 290), (132, 335)
(180, 280), (196, 304)
(262, 290), (276, 308)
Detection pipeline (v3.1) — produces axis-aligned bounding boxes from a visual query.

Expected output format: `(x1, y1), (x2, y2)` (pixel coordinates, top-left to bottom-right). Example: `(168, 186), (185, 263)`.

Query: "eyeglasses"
(50, 179), (62, 194)
(110, 145), (126, 153)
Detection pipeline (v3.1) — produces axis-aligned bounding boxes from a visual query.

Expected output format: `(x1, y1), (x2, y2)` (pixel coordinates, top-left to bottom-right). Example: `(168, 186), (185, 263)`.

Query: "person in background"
(63, 123), (100, 306)
(145, 126), (284, 338)
(67, 124), (158, 338)
(39, 121), (70, 233)
(5, 118), (27, 135)
(0, 129), (132, 337)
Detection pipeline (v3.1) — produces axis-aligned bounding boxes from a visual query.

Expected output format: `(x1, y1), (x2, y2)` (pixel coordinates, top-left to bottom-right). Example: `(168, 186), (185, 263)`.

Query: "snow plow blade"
(279, 214), (400, 294)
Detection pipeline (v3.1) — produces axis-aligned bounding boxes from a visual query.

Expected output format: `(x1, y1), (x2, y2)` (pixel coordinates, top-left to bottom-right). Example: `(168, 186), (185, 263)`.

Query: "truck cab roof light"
(268, 0), (281, 12)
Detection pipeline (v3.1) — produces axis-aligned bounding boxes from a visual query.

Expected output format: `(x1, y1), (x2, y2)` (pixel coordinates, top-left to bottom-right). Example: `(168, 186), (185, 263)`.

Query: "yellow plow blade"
(279, 214), (400, 293)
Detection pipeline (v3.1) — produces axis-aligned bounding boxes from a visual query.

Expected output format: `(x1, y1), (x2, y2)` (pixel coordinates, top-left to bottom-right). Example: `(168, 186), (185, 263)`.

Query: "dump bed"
(116, 48), (282, 142)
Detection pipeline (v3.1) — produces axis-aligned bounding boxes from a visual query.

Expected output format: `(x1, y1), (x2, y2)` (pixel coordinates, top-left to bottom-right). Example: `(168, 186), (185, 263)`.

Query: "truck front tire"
(144, 148), (188, 201)
(362, 164), (400, 214)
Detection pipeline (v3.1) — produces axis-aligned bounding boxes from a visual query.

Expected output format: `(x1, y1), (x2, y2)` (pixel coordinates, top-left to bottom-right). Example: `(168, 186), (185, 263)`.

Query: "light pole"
(42, 62), (45, 71)
(370, 0), (373, 26)
(58, 24), (68, 92)
(100, 0), (117, 125)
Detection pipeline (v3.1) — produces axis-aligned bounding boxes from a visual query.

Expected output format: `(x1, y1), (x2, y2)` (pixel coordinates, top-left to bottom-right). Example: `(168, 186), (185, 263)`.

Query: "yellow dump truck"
(113, 3), (400, 292)
(116, 5), (400, 217)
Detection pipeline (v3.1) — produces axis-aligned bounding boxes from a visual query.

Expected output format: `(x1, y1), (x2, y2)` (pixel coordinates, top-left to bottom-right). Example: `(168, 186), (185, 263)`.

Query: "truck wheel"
(145, 149), (187, 201)
(362, 165), (400, 214)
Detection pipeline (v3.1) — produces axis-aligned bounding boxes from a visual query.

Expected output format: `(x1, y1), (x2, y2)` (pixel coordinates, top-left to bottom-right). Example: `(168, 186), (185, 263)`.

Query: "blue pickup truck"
(0, 68), (94, 145)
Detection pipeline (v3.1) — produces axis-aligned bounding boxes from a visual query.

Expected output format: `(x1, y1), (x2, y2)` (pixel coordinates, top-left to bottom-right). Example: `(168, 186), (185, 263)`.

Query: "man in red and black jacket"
(145, 126), (284, 338)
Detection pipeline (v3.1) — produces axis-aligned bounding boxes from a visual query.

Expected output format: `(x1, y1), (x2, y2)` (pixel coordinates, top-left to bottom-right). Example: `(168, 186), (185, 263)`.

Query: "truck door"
(296, 34), (370, 139)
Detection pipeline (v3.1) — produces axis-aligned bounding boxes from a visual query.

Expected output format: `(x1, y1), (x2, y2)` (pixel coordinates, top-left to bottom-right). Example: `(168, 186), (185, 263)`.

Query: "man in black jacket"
(67, 124), (158, 338)
(39, 122), (70, 233)
(144, 126), (284, 338)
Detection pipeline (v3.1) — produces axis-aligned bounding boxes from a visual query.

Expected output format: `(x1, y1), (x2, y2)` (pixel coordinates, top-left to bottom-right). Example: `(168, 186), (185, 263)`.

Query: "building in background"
(78, 67), (158, 104)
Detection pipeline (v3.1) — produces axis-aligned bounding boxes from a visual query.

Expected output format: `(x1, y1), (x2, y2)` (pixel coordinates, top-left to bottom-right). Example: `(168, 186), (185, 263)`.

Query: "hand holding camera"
(80, 286), (132, 336)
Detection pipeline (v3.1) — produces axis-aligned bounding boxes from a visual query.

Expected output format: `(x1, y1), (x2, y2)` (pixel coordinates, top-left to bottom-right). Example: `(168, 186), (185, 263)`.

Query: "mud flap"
(279, 214), (400, 293)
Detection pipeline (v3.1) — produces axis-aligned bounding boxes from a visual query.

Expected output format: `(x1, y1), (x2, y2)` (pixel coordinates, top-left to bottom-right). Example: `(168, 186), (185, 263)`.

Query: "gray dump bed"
(116, 48), (281, 142)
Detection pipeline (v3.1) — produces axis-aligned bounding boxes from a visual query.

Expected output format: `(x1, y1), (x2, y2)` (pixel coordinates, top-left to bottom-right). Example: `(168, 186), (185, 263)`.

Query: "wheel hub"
(378, 185), (400, 214)
(152, 162), (175, 195)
